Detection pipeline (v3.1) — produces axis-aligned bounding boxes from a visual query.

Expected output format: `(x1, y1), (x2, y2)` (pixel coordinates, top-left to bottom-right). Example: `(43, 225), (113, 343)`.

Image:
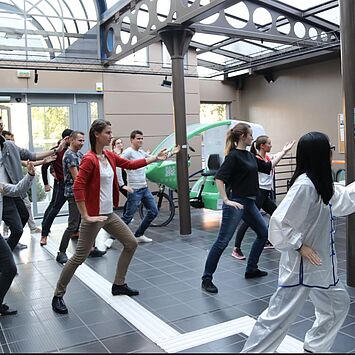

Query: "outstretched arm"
(270, 140), (296, 168)
(34, 137), (68, 160)
(1, 160), (35, 197)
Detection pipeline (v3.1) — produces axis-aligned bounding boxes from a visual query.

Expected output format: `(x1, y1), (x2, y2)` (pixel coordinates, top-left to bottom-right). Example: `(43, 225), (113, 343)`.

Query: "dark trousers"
(234, 189), (277, 248)
(3, 197), (29, 250)
(119, 186), (128, 214)
(0, 235), (17, 305)
(59, 197), (81, 253)
(42, 180), (66, 237)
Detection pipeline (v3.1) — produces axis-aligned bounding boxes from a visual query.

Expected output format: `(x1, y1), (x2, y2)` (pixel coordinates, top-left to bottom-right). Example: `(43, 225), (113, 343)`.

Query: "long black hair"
(289, 131), (334, 204)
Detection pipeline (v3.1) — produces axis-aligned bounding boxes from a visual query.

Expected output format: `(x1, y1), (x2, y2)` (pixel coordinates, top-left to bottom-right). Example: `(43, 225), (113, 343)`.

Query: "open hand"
(299, 244), (322, 265)
(57, 136), (69, 152)
(224, 199), (244, 209)
(155, 148), (168, 161)
(171, 145), (181, 155)
(123, 185), (134, 193)
(282, 140), (296, 154)
(26, 160), (35, 176)
(43, 155), (56, 164)
(84, 215), (108, 223)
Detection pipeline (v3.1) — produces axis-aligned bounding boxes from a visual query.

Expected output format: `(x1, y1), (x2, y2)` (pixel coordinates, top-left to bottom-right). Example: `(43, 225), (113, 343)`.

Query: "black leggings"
(234, 189), (276, 248)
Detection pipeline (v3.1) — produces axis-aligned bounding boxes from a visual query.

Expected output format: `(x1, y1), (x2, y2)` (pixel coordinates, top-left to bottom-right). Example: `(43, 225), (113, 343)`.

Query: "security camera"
(15, 97), (22, 103)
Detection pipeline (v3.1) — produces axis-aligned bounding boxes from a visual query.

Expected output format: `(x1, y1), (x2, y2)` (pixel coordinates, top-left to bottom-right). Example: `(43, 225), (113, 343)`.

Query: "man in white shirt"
(121, 130), (157, 243)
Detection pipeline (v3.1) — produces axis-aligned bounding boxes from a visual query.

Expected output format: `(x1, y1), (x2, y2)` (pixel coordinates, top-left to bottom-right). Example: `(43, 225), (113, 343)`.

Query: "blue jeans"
(202, 196), (268, 279)
(121, 187), (158, 237)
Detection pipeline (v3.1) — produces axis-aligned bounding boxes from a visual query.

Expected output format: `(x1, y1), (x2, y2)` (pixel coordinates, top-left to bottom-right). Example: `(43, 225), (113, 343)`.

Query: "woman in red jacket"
(51, 119), (168, 314)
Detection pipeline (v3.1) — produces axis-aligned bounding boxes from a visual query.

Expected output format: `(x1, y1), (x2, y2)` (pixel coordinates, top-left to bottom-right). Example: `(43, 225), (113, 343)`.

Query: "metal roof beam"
(248, 0), (339, 32)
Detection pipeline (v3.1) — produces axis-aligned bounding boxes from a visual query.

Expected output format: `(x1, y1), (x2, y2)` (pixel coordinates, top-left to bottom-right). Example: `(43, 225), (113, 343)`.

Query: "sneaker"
(104, 238), (114, 249)
(112, 283), (139, 296)
(2, 226), (9, 237)
(264, 240), (274, 249)
(136, 235), (152, 243)
(30, 227), (42, 234)
(245, 269), (268, 279)
(95, 235), (108, 252)
(201, 279), (218, 293)
(88, 247), (107, 258)
(56, 252), (68, 264)
(15, 242), (28, 250)
(231, 248), (246, 260)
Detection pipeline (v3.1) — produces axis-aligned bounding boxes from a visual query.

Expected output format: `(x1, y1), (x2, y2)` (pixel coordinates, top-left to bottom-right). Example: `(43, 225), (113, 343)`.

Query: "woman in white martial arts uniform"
(242, 131), (355, 353)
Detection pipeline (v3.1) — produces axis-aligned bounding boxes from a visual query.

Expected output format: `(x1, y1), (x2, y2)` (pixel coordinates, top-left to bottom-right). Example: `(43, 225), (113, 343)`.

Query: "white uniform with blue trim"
(242, 174), (355, 353)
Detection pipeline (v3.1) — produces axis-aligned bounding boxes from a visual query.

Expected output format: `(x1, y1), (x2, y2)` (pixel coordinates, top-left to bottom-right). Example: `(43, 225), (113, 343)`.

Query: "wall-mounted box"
(17, 70), (31, 78)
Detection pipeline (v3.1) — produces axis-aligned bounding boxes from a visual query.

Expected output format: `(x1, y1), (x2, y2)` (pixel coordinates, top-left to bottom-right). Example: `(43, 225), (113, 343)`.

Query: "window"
(200, 103), (229, 123)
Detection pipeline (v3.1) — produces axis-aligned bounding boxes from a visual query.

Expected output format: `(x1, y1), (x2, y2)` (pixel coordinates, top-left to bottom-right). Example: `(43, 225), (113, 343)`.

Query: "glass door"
(29, 105), (71, 217)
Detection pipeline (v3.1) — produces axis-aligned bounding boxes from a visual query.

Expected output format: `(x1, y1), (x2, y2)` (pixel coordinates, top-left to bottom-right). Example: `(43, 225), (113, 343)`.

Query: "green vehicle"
(139, 120), (266, 227)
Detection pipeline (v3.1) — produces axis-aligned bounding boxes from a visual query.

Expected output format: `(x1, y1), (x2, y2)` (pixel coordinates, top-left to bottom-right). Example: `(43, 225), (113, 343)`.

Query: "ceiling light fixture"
(264, 72), (274, 83)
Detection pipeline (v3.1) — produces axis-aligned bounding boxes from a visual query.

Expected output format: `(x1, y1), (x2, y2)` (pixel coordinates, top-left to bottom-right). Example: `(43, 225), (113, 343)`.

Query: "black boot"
(112, 283), (139, 296)
(52, 296), (68, 314)
(89, 247), (106, 258)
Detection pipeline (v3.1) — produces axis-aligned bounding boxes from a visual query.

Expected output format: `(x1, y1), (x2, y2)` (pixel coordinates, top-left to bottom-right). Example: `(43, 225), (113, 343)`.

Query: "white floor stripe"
(38, 230), (305, 353)
(159, 317), (255, 353)
(43, 237), (179, 343)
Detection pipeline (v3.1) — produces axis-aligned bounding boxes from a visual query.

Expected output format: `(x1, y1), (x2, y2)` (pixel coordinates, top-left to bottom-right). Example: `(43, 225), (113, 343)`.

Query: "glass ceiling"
(0, 0), (340, 79)
(0, 0), (100, 62)
(103, 0), (340, 79)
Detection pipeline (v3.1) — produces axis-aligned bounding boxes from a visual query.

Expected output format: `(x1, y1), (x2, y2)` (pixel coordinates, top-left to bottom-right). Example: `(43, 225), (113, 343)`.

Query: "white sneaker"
(104, 238), (114, 249)
(136, 235), (152, 243)
(95, 235), (108, 252)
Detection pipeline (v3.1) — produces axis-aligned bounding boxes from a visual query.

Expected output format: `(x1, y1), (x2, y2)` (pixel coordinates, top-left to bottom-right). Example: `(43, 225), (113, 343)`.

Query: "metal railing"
(273, 154), (296, 198)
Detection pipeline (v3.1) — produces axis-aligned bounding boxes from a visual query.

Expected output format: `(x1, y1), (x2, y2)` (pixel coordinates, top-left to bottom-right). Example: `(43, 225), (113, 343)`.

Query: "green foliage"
(31, 106), (69, 151)
(200, 103), (227, 123)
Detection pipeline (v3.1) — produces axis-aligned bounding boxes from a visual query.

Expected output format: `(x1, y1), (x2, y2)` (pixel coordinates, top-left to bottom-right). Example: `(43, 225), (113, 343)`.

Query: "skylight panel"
(192, 33), (228, 46)
(197, 52), (229, 65)
(275, 0), (328, 11)
(315, 7), (339, 25)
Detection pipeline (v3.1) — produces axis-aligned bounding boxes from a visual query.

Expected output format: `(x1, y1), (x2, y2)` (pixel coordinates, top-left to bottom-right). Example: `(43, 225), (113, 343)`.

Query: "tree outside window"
(200, 103), (229, 123)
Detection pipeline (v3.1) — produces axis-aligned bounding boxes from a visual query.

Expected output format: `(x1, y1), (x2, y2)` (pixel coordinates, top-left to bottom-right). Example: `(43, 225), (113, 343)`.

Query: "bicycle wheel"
(138, 191), (175, 227)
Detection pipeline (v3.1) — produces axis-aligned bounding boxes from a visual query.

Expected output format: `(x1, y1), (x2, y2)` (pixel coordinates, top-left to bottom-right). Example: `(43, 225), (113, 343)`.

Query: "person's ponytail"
(224, 122), (251, 156)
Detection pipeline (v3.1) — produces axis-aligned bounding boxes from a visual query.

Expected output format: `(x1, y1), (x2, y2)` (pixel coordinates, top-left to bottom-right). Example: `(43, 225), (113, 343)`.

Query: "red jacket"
(73, 150), (147, 216)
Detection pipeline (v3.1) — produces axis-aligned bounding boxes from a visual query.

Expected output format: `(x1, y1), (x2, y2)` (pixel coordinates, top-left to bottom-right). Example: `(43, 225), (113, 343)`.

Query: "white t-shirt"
(122, 147), (150, 189)
(98, 158), (113, 215)
(257, 154), (274, 191)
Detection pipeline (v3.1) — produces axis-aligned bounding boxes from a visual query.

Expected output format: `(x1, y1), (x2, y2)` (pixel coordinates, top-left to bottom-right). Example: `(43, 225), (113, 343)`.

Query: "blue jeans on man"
(121, 187), (158, 237)
(202, 196), (268, 279)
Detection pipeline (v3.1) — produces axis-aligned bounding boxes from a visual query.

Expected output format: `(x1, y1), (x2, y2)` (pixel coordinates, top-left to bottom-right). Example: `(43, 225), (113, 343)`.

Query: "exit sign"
(17, 70), (31, 78)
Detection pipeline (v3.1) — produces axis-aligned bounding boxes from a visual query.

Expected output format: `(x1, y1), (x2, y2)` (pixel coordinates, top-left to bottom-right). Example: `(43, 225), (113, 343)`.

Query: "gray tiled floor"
(1, 208), (355, 353)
